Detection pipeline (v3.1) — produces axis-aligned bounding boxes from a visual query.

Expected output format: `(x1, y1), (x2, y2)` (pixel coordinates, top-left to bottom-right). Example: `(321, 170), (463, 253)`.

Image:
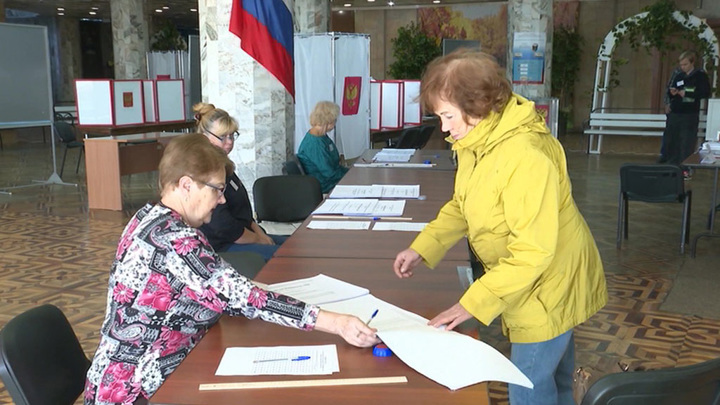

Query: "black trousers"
(662, 112), (700, 165)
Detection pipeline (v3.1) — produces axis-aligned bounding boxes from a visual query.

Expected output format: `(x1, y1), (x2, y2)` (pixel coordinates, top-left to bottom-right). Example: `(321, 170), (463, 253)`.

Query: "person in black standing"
(659, 50), (710, 170)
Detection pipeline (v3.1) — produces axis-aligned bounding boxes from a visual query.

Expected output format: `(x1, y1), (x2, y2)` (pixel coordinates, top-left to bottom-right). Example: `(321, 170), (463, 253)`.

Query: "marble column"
(507, 0), (552, 98)
(199, 0), (327, 192)
(294, 0), (330, 33)
(56, 17), (83, 102)
(110, 0), (149, 79)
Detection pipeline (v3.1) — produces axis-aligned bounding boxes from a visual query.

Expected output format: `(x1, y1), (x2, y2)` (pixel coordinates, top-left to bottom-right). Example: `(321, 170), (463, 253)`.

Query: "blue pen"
(254, 356), (311, 363)
(365, 309), (379, 326)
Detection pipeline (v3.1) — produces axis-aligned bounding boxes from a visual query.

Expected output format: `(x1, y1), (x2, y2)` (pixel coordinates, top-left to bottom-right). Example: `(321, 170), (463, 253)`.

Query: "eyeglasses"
(206, 129), (239, 143)
(198, 180), (226, 196)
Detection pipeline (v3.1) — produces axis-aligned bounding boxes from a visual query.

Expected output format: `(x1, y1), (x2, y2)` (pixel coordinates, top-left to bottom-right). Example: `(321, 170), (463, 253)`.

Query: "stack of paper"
(307, 220), (372, 230)
(329, 185), (420, 199)
(312, 199), (406, 217)
(268, 274), (370, 305)
(216, 345), (339, 376)
(373, 148), (415, 162)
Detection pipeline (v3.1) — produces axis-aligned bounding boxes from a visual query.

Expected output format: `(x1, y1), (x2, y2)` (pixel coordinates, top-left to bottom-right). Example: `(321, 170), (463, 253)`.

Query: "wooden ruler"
(199, 376), (408, 391)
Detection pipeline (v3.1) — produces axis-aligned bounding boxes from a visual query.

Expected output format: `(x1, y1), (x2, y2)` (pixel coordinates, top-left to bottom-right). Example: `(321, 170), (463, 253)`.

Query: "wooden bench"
(584, 112), (707, 154)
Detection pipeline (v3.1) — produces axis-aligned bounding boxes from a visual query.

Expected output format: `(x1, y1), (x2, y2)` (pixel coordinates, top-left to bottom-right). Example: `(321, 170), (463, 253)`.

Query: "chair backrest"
(0, 304), (90, 405)
(415, 125), (436, 149)
(394, 126), (423, 149)
(218, 251), (266, 279)
(580, 357), (720, 405)
(253, 175), (323, 223)
(53, 121), (78, 144)
(282, 156), (306, 175)
(619, 164), (686, 203)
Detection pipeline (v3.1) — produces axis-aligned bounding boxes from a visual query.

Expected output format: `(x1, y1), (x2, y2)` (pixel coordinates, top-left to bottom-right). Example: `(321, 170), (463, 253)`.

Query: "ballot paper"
(321, 294), (533, 391)
(215, 345), (339, 376)
(372, 222), (428, 232)
(268, 274), (369, 305)
(307, 220), (372, 230)
(312, 199), (406, 217)
(329, 185), (420, 199)
(373, 148), (415, 162)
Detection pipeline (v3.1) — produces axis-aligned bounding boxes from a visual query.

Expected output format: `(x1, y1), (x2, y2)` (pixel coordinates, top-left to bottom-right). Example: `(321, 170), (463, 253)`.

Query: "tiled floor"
(1, 131), (720, 405)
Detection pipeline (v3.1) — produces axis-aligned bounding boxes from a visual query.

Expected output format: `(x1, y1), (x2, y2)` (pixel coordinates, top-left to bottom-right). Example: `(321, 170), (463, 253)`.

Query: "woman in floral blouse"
(84, 134), (379, 405)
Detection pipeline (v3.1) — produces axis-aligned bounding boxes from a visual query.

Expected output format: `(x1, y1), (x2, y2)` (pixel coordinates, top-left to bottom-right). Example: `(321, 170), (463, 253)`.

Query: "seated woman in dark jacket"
(194, 103), (285, 261)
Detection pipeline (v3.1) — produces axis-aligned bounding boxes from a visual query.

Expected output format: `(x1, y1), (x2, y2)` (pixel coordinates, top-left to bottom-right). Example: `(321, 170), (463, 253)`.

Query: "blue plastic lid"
(373, 344), (393, 357)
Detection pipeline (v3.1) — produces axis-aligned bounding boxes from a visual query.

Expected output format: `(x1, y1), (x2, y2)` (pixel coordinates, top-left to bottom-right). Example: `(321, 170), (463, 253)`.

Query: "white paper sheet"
(312, 199), (406, 217)
(374, 148), (416, 162)
(354, 163), (435, 168)
(321, 294), (533, 391)
(307, 220), (371, 230)
(372, 222), (427, 232)
(269, 274), (369, 305)
(215, 345), (339, 376)
(329, 184), (420, 199)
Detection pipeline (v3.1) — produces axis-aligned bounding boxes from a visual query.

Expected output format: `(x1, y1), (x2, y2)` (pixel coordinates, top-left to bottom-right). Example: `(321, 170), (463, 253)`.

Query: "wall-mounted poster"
(512, 32), (545, 84)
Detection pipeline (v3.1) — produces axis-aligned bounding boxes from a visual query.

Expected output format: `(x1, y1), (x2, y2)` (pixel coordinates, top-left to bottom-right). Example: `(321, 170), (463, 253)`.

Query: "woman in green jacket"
(393, 50), (607, 405)
(297, 101), (348, 193)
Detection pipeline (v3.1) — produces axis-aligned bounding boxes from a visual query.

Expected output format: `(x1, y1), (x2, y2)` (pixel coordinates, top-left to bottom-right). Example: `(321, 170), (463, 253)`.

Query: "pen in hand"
(254, 356), (311, 363)
(365, 309), (379, 326)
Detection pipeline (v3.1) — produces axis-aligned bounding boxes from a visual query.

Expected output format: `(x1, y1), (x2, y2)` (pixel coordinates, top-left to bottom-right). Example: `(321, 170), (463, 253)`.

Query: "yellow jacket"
(411, 94), (607, 343)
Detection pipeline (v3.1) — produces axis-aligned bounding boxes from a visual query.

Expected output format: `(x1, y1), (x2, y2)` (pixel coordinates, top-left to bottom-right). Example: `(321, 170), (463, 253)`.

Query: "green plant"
(388, 22), (442, 80)
(551, 26), (583, 113)
(151, 19), (187, 51)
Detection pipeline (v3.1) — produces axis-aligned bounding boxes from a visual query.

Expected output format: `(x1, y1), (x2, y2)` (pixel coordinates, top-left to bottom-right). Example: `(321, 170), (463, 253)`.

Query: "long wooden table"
(84, 132), (180, 211)
(78, 120), (195, 138)
(356, 149), (456, 171)
(150, 258), (488, 405)
(684, 152), (720, 256)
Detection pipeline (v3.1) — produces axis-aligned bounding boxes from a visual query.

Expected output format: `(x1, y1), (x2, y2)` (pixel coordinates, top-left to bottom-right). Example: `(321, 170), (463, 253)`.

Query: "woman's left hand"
(428, 303), (473, 331)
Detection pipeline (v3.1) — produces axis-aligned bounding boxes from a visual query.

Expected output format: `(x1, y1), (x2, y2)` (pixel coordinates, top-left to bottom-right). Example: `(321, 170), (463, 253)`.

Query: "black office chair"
(617, 164), (692, 254)
(54, 121), (84, 177)
(0, 304), (91, 405)
(253, 175), (323, 223)
(219, 251), (267, 278)
(282, 156), (306, 175)
(414, 125), (436, 149)
(391, 126), (424, 149)
(580, 356), (720, 405)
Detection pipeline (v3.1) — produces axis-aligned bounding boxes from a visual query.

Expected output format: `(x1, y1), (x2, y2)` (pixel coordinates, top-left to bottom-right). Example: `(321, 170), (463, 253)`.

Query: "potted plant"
(551, 25), (583, 136)
(388, 22), (442, 79)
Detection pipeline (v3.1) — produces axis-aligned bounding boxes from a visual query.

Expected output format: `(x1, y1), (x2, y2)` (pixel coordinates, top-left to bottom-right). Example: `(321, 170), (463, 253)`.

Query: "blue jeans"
(509, 330), (575, 405)
(224, 234), (288, 261)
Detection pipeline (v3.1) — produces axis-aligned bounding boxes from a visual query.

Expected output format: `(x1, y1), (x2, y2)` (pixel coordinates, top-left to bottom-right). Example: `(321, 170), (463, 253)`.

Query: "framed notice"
(512, 32), (545, 84)
(113, 80), (145, 125)
(403, 80), (421, 125)
(380, 80), (404, 129)
(156, 79), (186, 123)
(75, 79), (113, 126)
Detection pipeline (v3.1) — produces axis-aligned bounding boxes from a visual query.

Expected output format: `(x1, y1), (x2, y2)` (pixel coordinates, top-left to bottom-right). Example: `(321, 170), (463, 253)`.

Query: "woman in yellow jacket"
(393, 50), (607, 405)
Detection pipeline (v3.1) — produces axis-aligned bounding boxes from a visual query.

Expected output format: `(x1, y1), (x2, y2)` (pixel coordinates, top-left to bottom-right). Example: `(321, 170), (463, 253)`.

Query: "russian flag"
(229, 0), (294, 98)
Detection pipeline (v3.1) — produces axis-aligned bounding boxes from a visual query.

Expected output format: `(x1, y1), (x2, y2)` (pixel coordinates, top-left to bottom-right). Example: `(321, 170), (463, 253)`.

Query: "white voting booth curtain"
(294, 33), (370, 159)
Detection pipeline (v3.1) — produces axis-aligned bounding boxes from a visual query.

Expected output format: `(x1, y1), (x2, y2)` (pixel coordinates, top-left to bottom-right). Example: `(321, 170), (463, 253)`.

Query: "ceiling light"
(368, 0), (375, 2)
(162, 6), (169, 9)
(338, 10), (344, 14)
(58, 12), (64, 15)
(57, 7), (64, 11)
(388, 1), (395, 5)
(433, 0), (440, 3)
(344, 3), (351, 6)
(88, 11), (96, 15)
(155, 9), (163, 12)
(190, 8), (197, 12)
(91, 6), (99, 10)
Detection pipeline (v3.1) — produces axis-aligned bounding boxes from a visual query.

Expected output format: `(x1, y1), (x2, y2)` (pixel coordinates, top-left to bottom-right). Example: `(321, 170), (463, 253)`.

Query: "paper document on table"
(373, 148), (415, 162)
(329, 185), (420, 199)
(307, 220), (371, 230)
(269, 274), (369, 305)
(215, 345), (339, 376)
(321, 293), (532, 391)
(312, 199), (405, 217)
(372, 222), (427, 232)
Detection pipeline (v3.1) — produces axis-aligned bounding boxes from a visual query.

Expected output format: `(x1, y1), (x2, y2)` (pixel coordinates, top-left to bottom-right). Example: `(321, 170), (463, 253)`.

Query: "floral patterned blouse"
(84, 203), (319, 404)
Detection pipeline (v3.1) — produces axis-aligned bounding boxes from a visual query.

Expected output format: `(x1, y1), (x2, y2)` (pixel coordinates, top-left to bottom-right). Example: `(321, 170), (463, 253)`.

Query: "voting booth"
(75, 79), (186, 126)
(294, 32), (370, 159)
(706, 99), (720, 142)
(370, 80), (422, 131)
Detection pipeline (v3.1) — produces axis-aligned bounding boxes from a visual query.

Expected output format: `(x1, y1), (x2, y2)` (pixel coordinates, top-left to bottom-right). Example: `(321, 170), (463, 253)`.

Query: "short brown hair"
(193, 102), (238, 136)
(420, 50), (511, 122)
(309, 101), (340, 127)
(159, 133), (234, 194)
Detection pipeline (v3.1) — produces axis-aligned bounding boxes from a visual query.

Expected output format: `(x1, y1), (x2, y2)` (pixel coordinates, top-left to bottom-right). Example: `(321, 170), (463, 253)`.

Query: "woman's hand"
(315, 310), (380, 348)
(393, 249), (423, 278)
(428, 303), (473, 331)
